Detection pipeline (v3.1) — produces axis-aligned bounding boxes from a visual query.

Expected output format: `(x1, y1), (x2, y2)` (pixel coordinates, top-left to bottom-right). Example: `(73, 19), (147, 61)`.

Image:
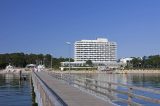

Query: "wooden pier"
(32, 71), (160, 106)
(32, 71), (114, 106)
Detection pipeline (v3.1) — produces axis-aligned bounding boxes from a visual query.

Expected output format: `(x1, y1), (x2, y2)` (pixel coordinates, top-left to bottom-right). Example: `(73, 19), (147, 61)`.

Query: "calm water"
(0, 73), (160, 106)
(0, 74), (32, 106)
(75, 73), (160, 106)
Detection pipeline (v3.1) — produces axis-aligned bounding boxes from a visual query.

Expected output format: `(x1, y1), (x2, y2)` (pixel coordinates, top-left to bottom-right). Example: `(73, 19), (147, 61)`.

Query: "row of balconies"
(75, 49), (116, 51)
(75, 52), (116, 54)
(75, 51), (115, 54)
(74, 43), (117, 46)
(75, 46), (116, 48)
(75, 47), (117, 49)
(75, 42), (116, 44)
(75, 56), (116, 58)
(75, 55), (116, 57)
(75, 50), (116, 53)
(75, 54), (115, 56)
(75, 57), (116, 59)
(75, 50), (110, 52)
(75, 44), (116, 46)
(75, 59), (116, 61)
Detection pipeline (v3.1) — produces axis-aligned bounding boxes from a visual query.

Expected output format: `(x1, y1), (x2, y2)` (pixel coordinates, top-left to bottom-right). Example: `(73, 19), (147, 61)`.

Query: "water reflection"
(127, 74), (160, 88)
(75, 73), (160, 88)
(74, 73), (160, 106)
(0, 74), (32, 106)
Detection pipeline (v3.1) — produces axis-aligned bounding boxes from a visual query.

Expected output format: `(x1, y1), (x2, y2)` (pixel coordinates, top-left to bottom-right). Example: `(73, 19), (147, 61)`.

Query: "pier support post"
(128, 87), (133, 106)
(19, 70), (22, 81)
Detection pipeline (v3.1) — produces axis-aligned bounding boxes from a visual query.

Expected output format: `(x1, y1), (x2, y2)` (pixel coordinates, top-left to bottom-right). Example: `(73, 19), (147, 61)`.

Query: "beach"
(115, 69), (160, 74)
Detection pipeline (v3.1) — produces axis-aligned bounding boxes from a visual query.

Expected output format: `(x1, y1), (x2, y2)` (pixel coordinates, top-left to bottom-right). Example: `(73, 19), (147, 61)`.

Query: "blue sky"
(0, 0), (160, 58)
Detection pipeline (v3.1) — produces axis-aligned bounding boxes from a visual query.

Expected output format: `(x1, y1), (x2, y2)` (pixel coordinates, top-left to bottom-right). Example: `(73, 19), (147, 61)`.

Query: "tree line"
(1, 53), (160, 70)
(0, 53), (73, 69)
(126, 55), (160, 69)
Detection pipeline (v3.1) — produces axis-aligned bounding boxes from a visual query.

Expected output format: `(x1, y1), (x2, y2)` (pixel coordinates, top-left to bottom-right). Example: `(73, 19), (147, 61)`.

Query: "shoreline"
(1, 69), (160, 74)
(0, 69), (31, 74)
(50, 69), (160, 74)
(115, 69), (160, 74)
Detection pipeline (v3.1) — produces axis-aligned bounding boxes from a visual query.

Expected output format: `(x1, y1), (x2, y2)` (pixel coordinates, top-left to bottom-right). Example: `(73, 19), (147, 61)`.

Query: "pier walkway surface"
(35, 71), (115, 106)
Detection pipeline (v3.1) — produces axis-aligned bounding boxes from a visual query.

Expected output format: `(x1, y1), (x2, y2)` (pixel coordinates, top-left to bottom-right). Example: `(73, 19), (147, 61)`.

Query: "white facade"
(74, 38), (117, 63)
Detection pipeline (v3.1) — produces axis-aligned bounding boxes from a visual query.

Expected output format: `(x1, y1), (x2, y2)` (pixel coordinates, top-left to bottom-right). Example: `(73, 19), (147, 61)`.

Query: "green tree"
(86, 60), (93, 67)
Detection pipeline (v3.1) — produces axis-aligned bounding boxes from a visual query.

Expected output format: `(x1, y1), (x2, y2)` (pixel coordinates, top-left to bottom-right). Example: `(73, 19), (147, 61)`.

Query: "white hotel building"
(61, 38), (118, 69)
(74, 38), (117, 63)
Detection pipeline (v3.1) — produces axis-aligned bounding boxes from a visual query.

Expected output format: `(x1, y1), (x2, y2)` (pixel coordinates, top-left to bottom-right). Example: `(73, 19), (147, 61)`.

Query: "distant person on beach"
(33, 67), (38, 72)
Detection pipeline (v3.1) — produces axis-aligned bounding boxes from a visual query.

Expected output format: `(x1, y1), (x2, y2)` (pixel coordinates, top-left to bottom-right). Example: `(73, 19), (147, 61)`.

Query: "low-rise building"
(120, 58), (133, 64)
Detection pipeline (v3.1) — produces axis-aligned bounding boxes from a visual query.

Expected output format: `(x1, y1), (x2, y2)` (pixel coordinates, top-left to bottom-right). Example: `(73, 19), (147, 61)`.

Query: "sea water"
(0, 74), (32, 106)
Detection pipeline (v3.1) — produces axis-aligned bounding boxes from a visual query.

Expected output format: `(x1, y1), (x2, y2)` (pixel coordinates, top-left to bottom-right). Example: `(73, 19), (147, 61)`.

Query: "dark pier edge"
(31, 77), (38, 106)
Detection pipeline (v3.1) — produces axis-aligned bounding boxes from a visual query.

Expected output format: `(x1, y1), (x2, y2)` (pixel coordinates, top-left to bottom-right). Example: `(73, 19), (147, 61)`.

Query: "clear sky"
(0, 0), (160, 58)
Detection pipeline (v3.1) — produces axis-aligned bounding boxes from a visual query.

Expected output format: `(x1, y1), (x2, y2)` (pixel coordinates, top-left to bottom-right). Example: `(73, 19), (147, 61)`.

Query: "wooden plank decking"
(35, 71), (115, 106)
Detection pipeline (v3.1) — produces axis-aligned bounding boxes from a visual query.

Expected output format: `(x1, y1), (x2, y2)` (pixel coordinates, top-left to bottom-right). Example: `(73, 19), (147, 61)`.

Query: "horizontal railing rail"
(83, 77), (160, 95)
(32, 72), (68, 106)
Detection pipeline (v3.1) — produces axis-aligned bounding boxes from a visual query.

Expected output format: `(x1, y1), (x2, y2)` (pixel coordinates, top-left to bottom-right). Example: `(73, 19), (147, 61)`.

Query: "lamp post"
(43, 57), (45, 66)
(51, 54), (53, 70)
(66, 42), (71, 72)
(66, 42), (71, 84)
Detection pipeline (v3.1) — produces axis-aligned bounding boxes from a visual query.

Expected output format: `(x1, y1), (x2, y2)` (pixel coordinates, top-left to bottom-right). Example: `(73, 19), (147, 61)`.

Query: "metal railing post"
(108, 83), (112, 95)
(95, 80), (98, 91)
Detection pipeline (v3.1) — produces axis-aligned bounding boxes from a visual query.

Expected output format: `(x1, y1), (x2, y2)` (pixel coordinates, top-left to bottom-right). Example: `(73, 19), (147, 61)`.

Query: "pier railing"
(32, 72), (68, 106)
(48, 72), (160, 106)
